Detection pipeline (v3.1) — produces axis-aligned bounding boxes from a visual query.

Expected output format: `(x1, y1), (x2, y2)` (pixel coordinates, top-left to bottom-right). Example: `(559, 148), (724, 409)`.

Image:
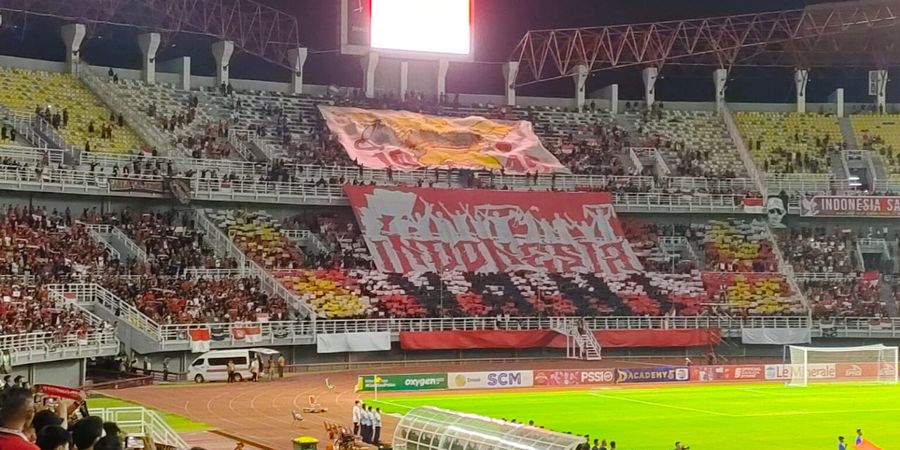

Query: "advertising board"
(447, 370), (534, 390)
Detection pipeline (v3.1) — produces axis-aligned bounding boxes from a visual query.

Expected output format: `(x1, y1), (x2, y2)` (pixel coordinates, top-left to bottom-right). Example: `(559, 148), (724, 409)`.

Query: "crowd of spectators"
(805, 278), (885, 318)
(0, 380), (205, 450)
(0, 284), (93, 339)
(103, 276), (284, 324)
(778, 228), (856, 274)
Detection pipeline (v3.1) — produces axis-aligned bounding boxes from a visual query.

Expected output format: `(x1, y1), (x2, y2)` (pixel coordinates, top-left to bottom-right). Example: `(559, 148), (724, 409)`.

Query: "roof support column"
(872, 69), (888, 114)
(597, 84), (618, 115)
(361, 53), (379, 98)
(137, 33), (161, 84)
(501, 61), (519, 106)
(713, 68), (728, 113)
(60, 23), (86, 74)
(573, 64), (589, 112)
(212, 40), (234, 86)
(437, 59), (449, 99)
(286, 47), (308, 94)
(159, 57), (191, 90)
(642, 66), (658, 107)
(830, 88), (845, 118)
(399, 61), (409, 101)
(795, 68), (809, 113)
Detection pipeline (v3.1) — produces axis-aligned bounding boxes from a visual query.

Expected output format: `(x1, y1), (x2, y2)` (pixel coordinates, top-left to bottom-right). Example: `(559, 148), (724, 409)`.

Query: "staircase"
(838, 117), (859, 149)
(879, 278), (898, 317)
(550, 317), (602, 360)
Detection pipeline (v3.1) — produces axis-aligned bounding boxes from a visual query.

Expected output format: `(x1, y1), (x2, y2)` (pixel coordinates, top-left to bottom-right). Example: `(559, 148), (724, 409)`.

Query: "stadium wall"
(7, 359), (86, 387)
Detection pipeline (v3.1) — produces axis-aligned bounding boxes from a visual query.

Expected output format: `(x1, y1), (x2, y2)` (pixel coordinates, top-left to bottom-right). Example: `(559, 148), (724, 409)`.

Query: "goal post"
(786, 344), (898, 387)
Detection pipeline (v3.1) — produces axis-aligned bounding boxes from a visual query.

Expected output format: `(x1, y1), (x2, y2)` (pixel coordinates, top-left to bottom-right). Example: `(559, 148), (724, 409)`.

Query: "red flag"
(244, 326), (262, 343)
(231, 327), (247, 341)
(189, 328), (210, 353)
(855, 439), (882, 450)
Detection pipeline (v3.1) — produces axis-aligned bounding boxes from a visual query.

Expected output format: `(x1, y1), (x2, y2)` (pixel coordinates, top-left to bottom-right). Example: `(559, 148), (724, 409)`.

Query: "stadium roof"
(511, 0), (900, 86)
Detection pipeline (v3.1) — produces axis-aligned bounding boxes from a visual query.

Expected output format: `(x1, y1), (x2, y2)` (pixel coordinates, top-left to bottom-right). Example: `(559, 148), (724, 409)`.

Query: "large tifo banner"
(801, 195), (900, 217)
(344, 186), (642, 274)
(319, 105), (567, 174)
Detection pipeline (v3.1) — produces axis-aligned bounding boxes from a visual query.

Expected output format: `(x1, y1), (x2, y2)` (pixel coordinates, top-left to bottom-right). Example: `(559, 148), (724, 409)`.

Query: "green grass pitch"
(369, 383), (900, 450)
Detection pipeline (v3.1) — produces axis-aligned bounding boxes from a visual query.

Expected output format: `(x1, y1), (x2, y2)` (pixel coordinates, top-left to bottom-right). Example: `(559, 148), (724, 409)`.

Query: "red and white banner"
(189, 328), (211, 353)
(319, 105), (567, 174)
(690, 364), (766, 382)
(533, 369), (616, 386)
(345, 186), (642, 274)
(801, 195), (900, 217)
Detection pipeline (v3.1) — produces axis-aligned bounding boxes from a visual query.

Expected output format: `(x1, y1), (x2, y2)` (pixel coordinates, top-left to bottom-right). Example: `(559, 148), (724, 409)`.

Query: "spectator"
(0, 387), (38, 450)
(36, 425), (69, 450)
(71, 416), (104, 450)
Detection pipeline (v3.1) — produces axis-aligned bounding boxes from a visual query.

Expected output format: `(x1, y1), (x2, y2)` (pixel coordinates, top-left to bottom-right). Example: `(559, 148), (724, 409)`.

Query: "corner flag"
(854, 439), (882, 450)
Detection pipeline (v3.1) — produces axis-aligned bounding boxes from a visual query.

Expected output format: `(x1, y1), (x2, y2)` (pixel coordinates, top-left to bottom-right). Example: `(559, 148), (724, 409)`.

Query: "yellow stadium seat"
(0, 68), (143, 153)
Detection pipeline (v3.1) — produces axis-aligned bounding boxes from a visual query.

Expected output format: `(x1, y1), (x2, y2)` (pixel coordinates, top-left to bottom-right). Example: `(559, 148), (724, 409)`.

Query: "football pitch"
(369, 383), (900, 450)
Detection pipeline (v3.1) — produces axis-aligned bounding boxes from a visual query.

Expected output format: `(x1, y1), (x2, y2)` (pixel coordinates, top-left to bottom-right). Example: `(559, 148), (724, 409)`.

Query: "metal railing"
(112, 226), (148, 262)
(84, 223), (122, 262)
(77, 65), (174, 156)
(313, 315), (811, 334)
(196, 210), (316, 318)
(47, 283), (163, 341)
(794, 272), (859, 282)
(613, 192), (745, 212)
(93, 407), (189, 450)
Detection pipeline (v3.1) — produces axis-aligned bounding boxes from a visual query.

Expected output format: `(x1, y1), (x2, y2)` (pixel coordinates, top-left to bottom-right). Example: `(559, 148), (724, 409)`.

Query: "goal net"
(786, 344), (898, 387)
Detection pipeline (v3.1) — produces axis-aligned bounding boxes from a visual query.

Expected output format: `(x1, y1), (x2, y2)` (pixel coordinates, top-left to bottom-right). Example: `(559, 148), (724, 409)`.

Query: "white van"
(187, 348), (281, 383)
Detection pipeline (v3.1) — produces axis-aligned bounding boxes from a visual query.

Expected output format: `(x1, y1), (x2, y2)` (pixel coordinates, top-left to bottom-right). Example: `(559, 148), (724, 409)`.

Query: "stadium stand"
(776, 228), (858, 274)
(103, 275), (285, 324)
(0, 68), (144, 153)
(689, 219), (778, 273)
(851, 113), (900, 171)
(803, 278), (885, 318)
(629, 106), (747, 178)
(735, 111), (843, 173)
(98, 78), (236, 159)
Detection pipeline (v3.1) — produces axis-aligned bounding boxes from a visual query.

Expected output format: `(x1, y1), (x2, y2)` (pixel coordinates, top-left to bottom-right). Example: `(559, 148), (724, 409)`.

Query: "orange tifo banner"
(319, 105), (568, 174)
(344, 186), (641, 274)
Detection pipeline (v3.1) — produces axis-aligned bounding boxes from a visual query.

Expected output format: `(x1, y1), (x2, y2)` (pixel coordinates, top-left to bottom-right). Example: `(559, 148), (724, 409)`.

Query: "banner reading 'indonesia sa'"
(801, 195), (900, 217)
(344, 186), (643, 274)
(319, 105), (568, 174)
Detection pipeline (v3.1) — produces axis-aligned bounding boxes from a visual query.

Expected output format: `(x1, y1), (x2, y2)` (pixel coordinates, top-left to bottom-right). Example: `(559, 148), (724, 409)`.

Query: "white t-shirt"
(352, 405), (361, 423)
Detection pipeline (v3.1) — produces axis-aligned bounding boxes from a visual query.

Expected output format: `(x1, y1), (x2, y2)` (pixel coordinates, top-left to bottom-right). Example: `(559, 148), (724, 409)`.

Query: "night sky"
(0, 0), (891, 103)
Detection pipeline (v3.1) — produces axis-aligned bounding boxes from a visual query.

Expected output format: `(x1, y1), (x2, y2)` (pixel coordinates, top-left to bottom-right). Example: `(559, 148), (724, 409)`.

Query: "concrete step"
(839, 117), (859, 149)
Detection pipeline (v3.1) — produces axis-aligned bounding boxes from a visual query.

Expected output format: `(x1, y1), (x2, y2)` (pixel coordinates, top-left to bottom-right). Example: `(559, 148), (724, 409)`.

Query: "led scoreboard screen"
(342, 0), (474, 60)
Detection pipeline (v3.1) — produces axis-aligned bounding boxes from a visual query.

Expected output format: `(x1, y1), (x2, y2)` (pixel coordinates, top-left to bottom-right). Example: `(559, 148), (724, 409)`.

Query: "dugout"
(393, 406), (583, 450)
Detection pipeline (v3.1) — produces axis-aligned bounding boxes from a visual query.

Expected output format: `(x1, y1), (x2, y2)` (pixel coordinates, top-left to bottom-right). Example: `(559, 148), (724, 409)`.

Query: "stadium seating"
(735, 111), (842, 173)
(110, 210), (234, 275)
(803, 278), (885, 318)
(689, 219), (778, 272)
(103, 276), (283, 324)
(701, 272), (801, 315)
(851, 113), (900, 172)
(276, 268), (372, 318)
(776, 228), (857, 274)
(100, 79), (235, 158)
(0, 68), (143, 153)
(0, 283), (94, 336)
(629, 108), (746, 178)
(209, 209), (305, 269)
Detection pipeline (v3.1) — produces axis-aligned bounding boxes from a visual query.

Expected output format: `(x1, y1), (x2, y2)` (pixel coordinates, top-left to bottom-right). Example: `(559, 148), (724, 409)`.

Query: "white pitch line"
(371, 399), (414, 411)
(588, 392), (734, 417)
